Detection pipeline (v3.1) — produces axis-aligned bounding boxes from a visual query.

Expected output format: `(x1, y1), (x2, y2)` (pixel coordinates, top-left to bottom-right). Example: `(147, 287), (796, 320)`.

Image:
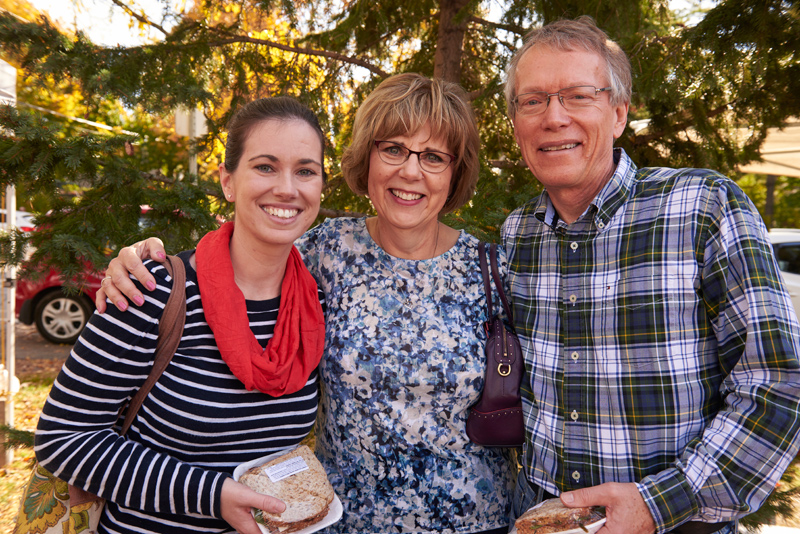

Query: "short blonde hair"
(505, 16), (632, 121)
(341, 73), (480, 214)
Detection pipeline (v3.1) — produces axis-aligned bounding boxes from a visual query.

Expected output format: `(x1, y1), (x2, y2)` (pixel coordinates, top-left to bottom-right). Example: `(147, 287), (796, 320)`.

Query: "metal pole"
(0, 187), (17, 467)
(0, 58), (18, 468)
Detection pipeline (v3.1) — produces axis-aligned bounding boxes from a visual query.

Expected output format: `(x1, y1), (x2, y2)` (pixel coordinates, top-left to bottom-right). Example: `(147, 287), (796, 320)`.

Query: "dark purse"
(466, 242), (525, 448)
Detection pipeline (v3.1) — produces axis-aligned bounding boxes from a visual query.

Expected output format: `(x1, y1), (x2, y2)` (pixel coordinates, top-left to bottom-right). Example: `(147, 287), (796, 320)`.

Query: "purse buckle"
(497, 363), (512, 376)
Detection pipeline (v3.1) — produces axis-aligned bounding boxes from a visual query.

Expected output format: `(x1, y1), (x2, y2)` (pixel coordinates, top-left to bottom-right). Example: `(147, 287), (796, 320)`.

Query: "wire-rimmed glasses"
(513, 85), (612, 116)
(373, 141), (455, 173)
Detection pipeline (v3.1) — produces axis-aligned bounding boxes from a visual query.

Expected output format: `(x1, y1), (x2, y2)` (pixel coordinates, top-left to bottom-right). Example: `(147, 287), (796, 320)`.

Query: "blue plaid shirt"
(501, 148), (800, 533)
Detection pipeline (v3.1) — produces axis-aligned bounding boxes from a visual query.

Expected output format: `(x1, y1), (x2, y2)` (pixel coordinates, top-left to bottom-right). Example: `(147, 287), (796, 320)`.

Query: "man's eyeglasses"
(513, 85), (612, 116)
(373, 141), (455, 174)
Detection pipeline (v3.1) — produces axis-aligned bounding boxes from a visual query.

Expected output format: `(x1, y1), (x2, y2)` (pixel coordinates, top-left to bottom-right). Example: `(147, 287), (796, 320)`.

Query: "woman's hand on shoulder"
(221, 477), (285, 534)
(95, 237), (168, 313)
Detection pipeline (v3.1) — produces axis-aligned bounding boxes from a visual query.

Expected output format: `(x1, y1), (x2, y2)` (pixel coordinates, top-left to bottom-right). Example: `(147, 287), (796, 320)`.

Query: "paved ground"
(15, 322), (71, 358)
(11, 321), (71, 378)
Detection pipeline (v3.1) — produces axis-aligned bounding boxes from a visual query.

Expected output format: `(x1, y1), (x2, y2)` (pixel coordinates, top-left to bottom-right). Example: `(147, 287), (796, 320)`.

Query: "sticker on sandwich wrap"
(262, 456), (309, 482)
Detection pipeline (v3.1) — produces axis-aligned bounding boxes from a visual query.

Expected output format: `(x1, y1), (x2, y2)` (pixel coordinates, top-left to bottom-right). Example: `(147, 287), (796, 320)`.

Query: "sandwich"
(238, 445), (335, 534)
(515, 498), (605, 534)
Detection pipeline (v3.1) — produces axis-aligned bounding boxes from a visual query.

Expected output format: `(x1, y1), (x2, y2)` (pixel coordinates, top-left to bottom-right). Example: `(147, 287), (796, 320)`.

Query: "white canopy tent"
(629, 116), (800, 227)
(737, 118), (800, 179)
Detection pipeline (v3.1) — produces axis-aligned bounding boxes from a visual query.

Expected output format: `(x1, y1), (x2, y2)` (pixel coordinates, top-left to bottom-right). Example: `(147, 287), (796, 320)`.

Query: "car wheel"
(33, 290), (93, 345)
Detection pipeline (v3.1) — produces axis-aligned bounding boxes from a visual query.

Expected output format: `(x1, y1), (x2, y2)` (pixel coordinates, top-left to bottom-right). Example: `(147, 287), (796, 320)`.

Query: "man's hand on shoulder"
(561, 482), (656, 534)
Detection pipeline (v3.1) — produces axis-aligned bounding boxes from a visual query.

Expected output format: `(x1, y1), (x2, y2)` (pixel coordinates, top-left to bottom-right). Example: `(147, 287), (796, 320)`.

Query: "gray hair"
(505, 16), (632, 120)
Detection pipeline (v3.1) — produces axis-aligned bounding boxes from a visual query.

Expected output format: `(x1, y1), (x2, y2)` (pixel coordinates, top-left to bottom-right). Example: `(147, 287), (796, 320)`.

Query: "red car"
(16, 267), (104, 345)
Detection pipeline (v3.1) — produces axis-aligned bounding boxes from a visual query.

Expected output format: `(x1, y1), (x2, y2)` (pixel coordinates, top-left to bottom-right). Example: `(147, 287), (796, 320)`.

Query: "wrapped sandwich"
(238, 445), (335, 534)
(515, 498), (605, 534)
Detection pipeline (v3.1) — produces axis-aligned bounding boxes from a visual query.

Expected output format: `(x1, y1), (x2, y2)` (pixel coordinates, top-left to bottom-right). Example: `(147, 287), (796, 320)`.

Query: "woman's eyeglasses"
(373, 141), (455, 173)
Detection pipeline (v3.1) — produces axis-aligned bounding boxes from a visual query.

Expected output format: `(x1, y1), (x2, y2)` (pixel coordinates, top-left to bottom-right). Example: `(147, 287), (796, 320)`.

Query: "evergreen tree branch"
(0, 425), (35, 450)
(109, 0), (168, 36)
(631, 100), (737, 145)
(468, 16), (526, 36)
(205, 34), (389, 78)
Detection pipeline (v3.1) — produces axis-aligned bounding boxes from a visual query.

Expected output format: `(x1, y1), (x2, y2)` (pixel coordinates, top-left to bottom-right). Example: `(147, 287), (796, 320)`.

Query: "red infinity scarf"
(195, 221), (325, 396)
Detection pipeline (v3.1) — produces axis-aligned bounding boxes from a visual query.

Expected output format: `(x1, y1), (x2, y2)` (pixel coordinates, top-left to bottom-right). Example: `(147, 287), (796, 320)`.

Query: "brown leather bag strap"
(120, 255), (187, 436)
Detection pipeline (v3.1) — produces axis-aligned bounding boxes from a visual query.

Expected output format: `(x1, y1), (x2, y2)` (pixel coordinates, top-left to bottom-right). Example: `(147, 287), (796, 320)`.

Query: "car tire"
(34, 290), (93, 345)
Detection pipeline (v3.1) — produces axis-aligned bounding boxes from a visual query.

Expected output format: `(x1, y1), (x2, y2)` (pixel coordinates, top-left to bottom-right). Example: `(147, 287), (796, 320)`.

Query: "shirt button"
(569, 294), (577, 303)
(597, 221), (605, 229)
(571, 351), (579, 361)
(571, 410), (579, 421)
(570, 241), (578, 251)
(572, 471), (581, 481)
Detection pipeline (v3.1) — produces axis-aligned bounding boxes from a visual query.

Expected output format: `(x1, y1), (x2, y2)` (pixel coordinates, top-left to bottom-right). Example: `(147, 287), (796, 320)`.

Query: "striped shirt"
(35, 251), (322, 534)
(501, 149), (800, 532)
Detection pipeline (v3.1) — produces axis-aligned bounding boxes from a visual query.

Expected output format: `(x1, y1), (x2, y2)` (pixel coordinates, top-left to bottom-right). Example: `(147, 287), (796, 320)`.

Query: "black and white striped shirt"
(35, 251), (321, 533)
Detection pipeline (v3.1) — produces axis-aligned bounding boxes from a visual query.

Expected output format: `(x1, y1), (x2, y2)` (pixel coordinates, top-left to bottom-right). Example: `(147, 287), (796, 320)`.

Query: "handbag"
(14, 255), (187, 534)
(466, 242), (525, 448)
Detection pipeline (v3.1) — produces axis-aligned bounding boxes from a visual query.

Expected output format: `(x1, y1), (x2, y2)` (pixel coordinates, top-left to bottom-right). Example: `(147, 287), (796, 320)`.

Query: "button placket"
(562, 234), (587, 492)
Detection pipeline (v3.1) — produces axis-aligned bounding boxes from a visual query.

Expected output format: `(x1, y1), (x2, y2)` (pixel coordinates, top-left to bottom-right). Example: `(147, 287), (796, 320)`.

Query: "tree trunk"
(433, 0), (471, 83)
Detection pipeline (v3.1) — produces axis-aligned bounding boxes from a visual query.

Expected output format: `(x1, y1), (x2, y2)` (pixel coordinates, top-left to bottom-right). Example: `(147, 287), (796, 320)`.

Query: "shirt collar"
(532, 148), (636, 231)
(591, 148), (637, 228)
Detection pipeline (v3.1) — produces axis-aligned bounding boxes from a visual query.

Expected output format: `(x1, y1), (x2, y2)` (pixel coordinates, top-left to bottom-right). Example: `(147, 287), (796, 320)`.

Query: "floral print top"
(297, 217), (516, 534)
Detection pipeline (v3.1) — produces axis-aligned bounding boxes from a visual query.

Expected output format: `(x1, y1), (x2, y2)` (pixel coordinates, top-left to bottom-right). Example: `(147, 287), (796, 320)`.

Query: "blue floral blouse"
(297, 217), (516, 534)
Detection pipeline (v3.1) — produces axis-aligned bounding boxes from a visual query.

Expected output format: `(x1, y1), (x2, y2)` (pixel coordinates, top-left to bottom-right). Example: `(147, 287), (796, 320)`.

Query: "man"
(502, 16), (800, 534)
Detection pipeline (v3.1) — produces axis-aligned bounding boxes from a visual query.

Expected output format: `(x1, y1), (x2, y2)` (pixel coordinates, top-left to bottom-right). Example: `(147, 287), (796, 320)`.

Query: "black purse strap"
(120, 255), (187, 436)
(489, 243), (514, 325)
(478, 242), (494, 318)
(479, 242), (514, 326)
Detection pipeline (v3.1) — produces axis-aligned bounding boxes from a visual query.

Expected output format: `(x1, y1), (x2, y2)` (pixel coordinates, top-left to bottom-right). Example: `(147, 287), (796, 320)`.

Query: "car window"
(775, 243), (800, 275)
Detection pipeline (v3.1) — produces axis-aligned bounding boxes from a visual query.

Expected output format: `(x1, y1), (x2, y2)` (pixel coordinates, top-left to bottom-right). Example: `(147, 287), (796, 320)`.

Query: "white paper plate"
(510, 499), (606, 534)
(234, 447), (343, 534)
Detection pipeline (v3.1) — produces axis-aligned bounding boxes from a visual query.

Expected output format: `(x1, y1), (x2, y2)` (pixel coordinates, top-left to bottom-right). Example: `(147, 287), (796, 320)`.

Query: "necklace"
(373, 219), (440, 260)
(371, 220), (445, 310)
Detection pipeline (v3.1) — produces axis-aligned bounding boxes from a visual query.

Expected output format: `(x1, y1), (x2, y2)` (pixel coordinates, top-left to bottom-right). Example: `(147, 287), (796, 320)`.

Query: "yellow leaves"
(1, 0), (50, 24)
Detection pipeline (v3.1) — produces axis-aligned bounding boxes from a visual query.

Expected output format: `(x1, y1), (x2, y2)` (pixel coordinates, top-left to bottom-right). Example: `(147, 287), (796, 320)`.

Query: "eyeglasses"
(373, 141), (455, 173)
(513, 85), (612, 116)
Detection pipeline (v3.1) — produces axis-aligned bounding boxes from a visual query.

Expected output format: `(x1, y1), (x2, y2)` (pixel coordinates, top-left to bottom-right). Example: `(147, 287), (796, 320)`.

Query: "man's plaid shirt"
(501, 149), (800, 533)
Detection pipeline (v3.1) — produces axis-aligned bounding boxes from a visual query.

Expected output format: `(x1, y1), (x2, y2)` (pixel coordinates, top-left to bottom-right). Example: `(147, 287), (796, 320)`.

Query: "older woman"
(96, 73), (516, 534)
(34, 96), (327, 534)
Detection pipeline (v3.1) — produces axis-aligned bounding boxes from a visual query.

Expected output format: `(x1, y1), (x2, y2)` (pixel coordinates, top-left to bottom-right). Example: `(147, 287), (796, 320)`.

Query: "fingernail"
(133, 295), (144, 306)
(562, 492), (574, 504)
(117, 300), (128, 311)
(146, 281), (156, 291)
(156, 251), (166, 260)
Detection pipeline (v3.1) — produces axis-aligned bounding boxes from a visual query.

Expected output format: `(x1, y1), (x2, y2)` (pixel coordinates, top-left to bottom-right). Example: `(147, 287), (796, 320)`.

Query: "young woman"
(34, 96), (327, 534)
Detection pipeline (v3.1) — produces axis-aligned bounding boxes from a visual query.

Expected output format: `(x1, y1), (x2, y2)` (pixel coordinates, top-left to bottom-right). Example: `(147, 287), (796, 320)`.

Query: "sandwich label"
(262, 456), (309, 483)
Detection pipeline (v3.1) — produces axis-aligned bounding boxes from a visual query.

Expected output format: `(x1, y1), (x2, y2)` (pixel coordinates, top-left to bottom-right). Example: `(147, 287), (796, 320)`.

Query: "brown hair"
(341, 73), (480, 214)
(505, 16), (632, 120)
(223, 96), (327, 182)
